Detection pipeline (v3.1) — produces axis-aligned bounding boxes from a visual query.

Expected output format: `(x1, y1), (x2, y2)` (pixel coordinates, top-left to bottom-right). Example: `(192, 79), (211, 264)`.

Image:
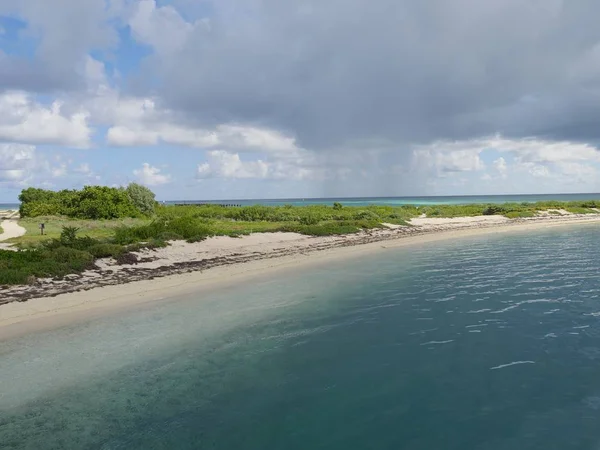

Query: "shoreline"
(1, 214), (600, 339)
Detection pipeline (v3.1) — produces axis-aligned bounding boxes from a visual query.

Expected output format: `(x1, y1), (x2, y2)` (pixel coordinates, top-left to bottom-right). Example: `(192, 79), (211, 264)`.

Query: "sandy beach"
(1, 212), (600, 338)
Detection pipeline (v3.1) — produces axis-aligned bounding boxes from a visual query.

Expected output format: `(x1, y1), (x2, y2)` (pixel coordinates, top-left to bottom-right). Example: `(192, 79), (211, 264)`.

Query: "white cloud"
(197, 151), (270, 180)
(523, 163), (550, 178)
(128, 0), (199, 55)
(104, 99), (299, 153)
(86, 76), (300, 155)
(133, 163), (172, 186)
(196, 150), (320, 181)
(493, 157), (507, 177)
(412, 147), (484, 174)
(0, 143), (35, 184)
(0, 143), (71, 187)
(0, 91), (91, 148)
(51, 163), (67, 178)
(413, 135), (600, 176)
(74, 163), (92, 174)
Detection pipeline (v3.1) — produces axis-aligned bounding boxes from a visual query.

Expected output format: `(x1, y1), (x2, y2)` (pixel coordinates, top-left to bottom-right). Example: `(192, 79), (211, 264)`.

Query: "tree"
(125, 183), (157, 216)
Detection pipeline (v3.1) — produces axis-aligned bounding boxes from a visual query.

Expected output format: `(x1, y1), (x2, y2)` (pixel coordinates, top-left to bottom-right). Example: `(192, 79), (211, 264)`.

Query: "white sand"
(408, 215), (509, 226)
(0, 218), (25, 242)
(2, 212), (600, 339)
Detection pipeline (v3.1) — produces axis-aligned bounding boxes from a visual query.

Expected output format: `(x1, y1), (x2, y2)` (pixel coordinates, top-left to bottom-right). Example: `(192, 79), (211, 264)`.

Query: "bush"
(87, 243), (125, 258)
(169, 217), (213, 239)
(126, 183), (157, 216)
(299, 214), (320, 225)
(354, 210), (380, 221)
(48, 247), (95, 266)
(504, 211), (535, 219)
(114, 217), (214, 244)
(19, 201), (62, 217)
(482, 205), (506, 215)
(19, 185), (146, 219)
(333, 202), (343, 210)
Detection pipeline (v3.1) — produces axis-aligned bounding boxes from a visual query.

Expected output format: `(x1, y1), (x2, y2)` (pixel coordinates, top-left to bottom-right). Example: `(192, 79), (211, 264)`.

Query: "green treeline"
(19, 184), (156, 219)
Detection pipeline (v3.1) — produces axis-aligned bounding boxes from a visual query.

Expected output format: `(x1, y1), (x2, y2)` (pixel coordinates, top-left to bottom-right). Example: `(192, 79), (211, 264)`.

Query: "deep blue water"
(167, 193), (600, 207)
(3, 226), (600, 448)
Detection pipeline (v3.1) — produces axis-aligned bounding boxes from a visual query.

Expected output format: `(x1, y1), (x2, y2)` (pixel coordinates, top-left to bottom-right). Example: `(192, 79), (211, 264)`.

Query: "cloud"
(133, 163), (172, 186)
(124, 0), (598, 153)
(197, 151), (269, 180)
(493, 157), (507, 177)
(128, 0), (202, 55)
(196, 150), (321, 181)
(6, 1), (600, 198)
(413, 135), (600, 174)
(102, 95), (300, 154)
(0, 91), (91, 147)
(74, 163), (92, 174)
(0, 0), (120, 92)
(0, 143), (73, 188)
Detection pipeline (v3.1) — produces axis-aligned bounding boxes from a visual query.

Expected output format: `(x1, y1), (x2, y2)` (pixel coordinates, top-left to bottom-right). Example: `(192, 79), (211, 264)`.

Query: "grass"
(2, 200), (600, 286)
(10, 216), (149, 247)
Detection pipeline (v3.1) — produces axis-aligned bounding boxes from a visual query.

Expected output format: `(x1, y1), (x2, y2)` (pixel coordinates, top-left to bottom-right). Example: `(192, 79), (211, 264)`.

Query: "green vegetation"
(13, 216), (147, 248)
(19, 184), (154, 219)
(125, 183), (157, 216)
(0, 226), (161, 285)
(4, 186), (600, 286)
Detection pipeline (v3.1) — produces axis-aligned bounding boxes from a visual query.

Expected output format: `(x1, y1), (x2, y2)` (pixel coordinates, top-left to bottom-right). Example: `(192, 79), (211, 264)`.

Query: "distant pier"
(173, 203), (242, 208)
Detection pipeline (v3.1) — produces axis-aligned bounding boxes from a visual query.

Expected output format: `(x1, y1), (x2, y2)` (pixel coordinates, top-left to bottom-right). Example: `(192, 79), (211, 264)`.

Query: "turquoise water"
(169, 193), (600, 207)
(4, 193), (600, 209)
(3, 226), (600, 448)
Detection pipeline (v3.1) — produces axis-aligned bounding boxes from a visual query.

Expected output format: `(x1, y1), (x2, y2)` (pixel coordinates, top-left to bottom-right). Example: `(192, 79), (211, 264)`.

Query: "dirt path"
(0, 219), (26, 242)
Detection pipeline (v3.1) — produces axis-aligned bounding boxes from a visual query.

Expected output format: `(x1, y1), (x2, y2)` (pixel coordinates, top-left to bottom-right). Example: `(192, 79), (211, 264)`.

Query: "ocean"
(3, 193), (600, 210)
(170, 192), (600, 206)
(3, 225), (600, 448)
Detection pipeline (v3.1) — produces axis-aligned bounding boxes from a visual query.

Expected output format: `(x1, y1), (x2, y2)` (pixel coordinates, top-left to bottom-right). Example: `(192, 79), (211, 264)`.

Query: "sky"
(2, 0), (600, 201)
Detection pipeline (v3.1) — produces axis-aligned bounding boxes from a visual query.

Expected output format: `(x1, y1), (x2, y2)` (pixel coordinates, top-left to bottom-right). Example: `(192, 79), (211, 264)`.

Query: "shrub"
(354, 210), (380, 221)
(19, 185), (144, 219)
(126, 183), (157, 216)
(60, 226), (80, 245)
(48, 247), (94, 265)
(87, 243), (125, 258)
(75, 186), (140, 219)
(333, 202), (343, 210)
(299, 214), (320, 225)
(504, 211), (535, 219)
(114, 217), (214, 244)
(169, 217), (213, 239)
(19, 201), (62, 217)
(482, 205), (506, 215)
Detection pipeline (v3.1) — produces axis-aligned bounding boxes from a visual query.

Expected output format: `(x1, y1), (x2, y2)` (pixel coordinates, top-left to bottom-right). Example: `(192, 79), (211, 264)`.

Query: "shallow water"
(3, 226), (600, 449)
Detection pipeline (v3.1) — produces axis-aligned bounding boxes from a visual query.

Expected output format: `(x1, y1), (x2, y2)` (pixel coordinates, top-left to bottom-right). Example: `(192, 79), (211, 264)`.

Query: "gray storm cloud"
(4, 0), (600, 150)
(3, 0), (600, 196)
(154, 0), (600, 151)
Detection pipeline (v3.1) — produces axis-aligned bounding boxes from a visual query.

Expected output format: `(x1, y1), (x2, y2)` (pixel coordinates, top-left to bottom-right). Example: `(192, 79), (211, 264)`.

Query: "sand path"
(0, 219), (26, 242)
